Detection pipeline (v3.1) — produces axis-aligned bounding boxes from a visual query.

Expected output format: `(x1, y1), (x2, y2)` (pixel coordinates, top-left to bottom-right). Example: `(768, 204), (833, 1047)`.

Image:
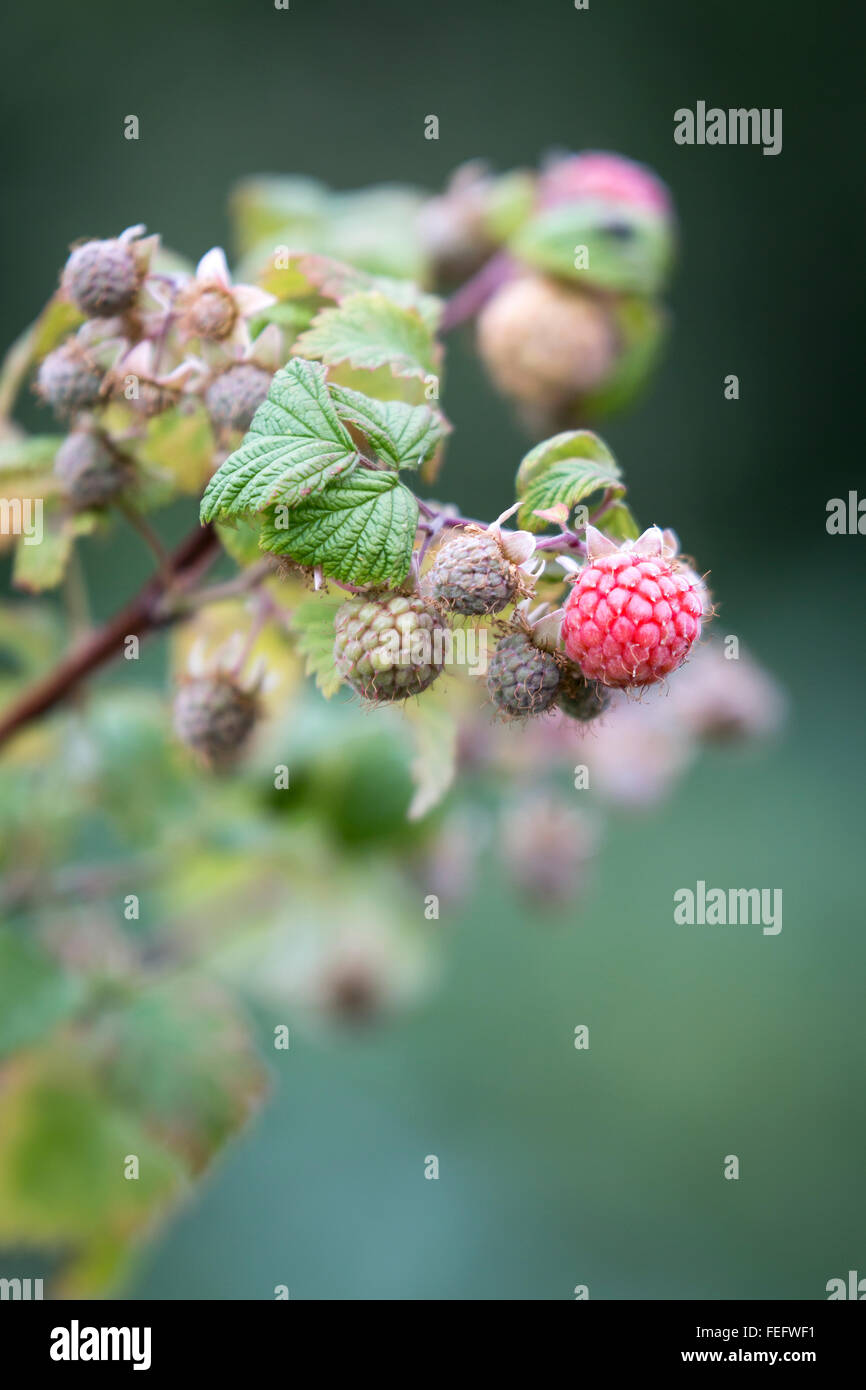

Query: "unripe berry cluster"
(33, 230), (278, 512)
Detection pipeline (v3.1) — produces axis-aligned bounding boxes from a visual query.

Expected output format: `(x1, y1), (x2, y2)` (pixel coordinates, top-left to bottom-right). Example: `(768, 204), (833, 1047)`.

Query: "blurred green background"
(2, 0), (864, 1298)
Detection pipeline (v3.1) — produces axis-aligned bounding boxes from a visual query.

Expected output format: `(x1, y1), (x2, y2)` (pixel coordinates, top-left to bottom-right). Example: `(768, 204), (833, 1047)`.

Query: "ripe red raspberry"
(561, 526), (706, 687)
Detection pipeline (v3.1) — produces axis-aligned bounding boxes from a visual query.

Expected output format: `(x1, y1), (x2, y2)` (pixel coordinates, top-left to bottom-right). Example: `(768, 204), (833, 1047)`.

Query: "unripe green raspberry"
(35, 341), (104, 416)
(54, 430), (127, 509)
(429, 527), (518, 615)
(556, 667), (611, 722)
(63, 238), (140, 318)
(477, 274), (617, 411)
(173, 675), (258, 768)
(486, 630), (561, 718)
(205, 363), (271, 432)
(334, 594), (448, 702)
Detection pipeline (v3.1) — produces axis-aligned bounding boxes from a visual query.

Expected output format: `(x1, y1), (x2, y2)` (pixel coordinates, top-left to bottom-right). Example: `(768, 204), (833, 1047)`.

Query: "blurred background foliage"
(1, 0), (864, 1299)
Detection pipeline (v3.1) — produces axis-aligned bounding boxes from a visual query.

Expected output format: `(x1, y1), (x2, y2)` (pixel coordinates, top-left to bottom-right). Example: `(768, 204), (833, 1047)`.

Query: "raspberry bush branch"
(0, 152), (785, 1299)
(0, 150), (705, 767)
(0, 524), (220, 747)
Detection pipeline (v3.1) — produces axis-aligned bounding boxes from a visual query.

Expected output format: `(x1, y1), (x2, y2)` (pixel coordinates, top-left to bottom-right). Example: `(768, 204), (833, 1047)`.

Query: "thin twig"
(439, 251), (515, 333)
(158, 556), (275, 617)
(534, 531), (587, 555)
(0, 523), (220, 749)
(118, 498), (173, 582)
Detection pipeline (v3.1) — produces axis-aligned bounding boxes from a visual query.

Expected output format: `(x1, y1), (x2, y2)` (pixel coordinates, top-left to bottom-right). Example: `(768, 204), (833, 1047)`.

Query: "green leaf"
(260, 299), (319, 334)
(230, 175), (329, 256)
(230, 180), (429, 282)
(577, 297), (668, 420)
(216, 516), (266, 566)
(93, 980), (268, 1174)
(0, 297), (83, 418)
(329, 384), (449, 470)
(0, 434), (63, 476)
(598, 498), (641, 541)
(0, 604), (62, 692)
(293, 292), (438, 382)
(515, 430), (625, 532)
(482, 169), (537, 241)
(402, 697), (458, 821)
(509, 201), (673, 295)
(12, 510), (75, 592)
(325, 185), (428, 281)
(200, 359), (359, 522)
(137, 406), (214, 495)
(260, 470), (419, 587)
(290, 595), (345, 698)
(0, 1051), (185, 1248)
(0, 928), (85, 1060)
(298, 255), (442, 331)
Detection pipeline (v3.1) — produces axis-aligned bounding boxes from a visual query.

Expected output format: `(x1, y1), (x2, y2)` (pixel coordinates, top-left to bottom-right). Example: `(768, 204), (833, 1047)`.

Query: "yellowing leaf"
(402, 695), (458, 821)
(290, 595), (344, 698)
(293, 292), (439, 382)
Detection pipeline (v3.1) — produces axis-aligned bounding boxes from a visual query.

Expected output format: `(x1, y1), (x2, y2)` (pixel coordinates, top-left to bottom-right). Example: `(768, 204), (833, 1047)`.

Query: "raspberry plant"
(0, 152), (778, 1296)
(0, 150), (695, 760)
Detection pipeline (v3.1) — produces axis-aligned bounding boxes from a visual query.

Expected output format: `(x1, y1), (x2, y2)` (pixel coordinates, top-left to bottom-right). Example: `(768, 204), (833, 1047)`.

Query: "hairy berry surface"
(562, 548), (703, 686)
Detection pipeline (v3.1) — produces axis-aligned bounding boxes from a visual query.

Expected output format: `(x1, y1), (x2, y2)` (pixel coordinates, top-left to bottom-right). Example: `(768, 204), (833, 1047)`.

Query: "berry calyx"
(53, 429), (129, 510)
(173, 675), (259, 768)
(63, 237), (141, 318)
(428, 523), (534, 615)
(334, 594), (448, 703)
(561, 526), (707, 687)
(184, 286), (238, 342)
(486, 629), (562, 718)
(35, 341), (105, 417)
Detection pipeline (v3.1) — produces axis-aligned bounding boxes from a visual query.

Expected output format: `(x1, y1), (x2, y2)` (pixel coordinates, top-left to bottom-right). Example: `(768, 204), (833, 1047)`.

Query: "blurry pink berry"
(666, 642), (786, 744)
(573, 695), (694, 808)
(538, 151), (673, 216)
(561, 526), (707, 687)
(501, 795), (599, 908)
